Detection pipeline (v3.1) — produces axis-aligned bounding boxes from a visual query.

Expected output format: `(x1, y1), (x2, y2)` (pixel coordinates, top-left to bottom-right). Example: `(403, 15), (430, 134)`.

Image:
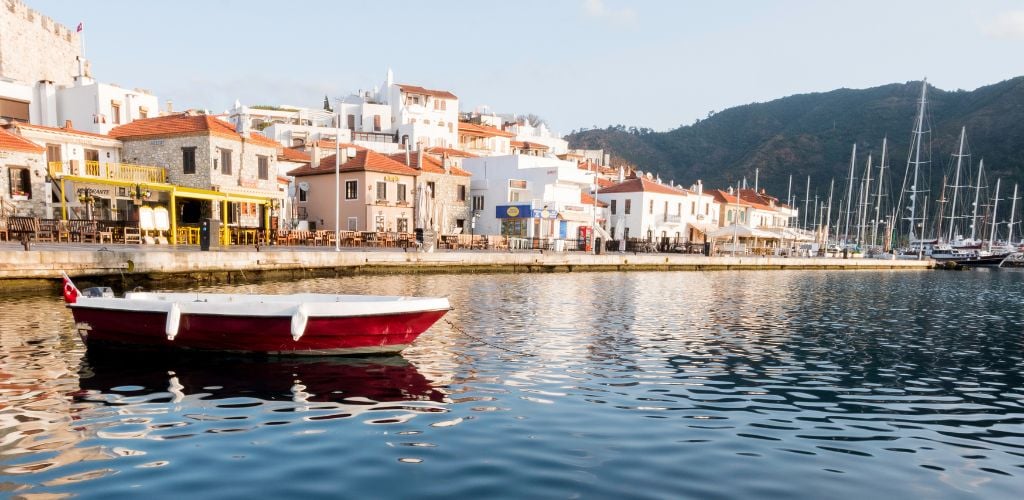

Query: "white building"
(53, 72), (160, 135)
(504, 118), (569, 155)
(598, 174), (719, 245)
(462, 154), (606, 243)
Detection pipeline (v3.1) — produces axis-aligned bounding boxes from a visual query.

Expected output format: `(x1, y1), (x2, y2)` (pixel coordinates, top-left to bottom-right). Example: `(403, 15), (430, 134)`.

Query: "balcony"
(48, 160), (166, 183)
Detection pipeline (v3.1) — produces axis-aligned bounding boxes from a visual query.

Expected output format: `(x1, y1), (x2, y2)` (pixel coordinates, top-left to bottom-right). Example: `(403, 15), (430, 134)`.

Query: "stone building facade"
(111, 114), (283, 223)
(0, 0), (85, 86)
(0, 127), (46, 216)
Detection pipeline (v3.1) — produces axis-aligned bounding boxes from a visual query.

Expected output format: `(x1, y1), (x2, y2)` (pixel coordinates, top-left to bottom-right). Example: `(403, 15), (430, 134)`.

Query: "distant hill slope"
(567, 77), (1024, 199)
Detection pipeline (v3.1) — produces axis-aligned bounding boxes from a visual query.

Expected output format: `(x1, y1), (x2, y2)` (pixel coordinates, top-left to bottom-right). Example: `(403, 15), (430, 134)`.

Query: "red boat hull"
(70, 307), (448, 355)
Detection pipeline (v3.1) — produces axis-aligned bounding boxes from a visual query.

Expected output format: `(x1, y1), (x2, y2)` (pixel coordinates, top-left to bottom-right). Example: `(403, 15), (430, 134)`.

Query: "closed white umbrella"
(416, 183), (432, 230)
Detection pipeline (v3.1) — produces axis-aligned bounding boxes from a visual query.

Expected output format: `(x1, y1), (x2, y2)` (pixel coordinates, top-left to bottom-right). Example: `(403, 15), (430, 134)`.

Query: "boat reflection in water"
(76, 349), (448, 407)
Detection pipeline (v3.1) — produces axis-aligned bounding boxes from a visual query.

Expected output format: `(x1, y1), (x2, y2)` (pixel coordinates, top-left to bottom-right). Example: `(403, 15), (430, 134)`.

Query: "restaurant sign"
(531, 208), (558, 219)
(496, 204), (532, 219)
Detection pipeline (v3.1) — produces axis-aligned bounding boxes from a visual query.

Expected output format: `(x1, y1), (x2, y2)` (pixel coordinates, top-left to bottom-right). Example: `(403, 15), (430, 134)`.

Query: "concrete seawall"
(0, 243), (933, 291)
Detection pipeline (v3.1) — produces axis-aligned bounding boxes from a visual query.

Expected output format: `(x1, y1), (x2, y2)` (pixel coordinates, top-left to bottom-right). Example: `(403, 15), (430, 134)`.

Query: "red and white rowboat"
(61, 272), (451, 355)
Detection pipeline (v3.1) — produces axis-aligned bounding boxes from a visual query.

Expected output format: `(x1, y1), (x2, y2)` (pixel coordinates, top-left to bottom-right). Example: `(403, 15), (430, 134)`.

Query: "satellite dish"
(298, 182), (310, 192)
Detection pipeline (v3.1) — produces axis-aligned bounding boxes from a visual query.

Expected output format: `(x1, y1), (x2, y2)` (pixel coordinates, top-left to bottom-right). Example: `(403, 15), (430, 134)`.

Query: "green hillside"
(567, 78), (1024, 201)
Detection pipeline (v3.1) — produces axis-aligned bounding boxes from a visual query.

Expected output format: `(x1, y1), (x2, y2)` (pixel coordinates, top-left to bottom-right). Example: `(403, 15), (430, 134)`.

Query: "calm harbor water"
(1, 270), (1022, 499)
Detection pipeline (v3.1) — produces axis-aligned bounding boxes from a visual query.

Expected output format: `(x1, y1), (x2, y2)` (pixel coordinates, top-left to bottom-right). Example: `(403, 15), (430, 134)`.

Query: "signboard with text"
(495, 204), (532, 219)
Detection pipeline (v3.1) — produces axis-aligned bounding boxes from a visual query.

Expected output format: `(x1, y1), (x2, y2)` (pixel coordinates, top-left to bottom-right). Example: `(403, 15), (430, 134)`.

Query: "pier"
(0, 243), (933, 291)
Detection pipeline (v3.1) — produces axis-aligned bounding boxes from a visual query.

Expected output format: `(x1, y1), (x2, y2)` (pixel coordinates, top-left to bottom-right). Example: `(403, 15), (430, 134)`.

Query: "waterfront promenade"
(0, 241), (932, 289)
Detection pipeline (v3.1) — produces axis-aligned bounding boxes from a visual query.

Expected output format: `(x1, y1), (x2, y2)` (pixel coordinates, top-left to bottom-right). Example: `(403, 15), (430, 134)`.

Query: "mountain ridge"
(566, 77), (1024, 200)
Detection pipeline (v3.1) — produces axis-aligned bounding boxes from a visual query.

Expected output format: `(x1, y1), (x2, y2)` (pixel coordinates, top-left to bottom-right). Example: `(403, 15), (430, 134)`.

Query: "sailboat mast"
(946, 126), (966, 242)
(825, 179), (834, 246)
(1009, 184), (1019, 244)
(842, 144), (857, 247)
(803, 176), (811, 231)
(970, 159), (984, 241)
(907, 80), (928, 243)
(989, 178), (1001, 248)
(872, 137), (887, 247)
(859, 153), (872, 246)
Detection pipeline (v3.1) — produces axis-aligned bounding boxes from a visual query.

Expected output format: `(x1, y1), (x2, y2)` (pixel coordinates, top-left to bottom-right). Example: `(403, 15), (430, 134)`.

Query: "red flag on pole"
(76, 22), (83, 32)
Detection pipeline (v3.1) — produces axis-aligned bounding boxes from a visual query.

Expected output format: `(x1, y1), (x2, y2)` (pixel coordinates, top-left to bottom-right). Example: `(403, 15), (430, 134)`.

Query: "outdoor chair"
(123, 226), (142, 244)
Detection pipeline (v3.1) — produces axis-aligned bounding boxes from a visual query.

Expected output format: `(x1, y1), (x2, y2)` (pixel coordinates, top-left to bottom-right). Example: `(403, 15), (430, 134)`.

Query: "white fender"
(166, 302), (181, 340)
(291, 304), (309, 341)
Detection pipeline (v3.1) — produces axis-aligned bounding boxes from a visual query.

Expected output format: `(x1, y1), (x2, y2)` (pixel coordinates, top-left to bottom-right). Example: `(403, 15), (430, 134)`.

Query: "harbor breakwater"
(0, 245), (933, 291)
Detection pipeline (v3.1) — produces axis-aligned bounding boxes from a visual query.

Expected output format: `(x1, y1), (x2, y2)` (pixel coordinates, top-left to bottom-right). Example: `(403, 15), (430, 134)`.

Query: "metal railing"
(46, 161), (166, 183)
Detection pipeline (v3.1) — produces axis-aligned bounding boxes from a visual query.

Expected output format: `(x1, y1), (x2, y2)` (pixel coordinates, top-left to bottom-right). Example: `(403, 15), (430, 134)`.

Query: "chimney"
(236, 106), (249, 136)
(405, 147), (411, 166)
(166, 100), (173, 113)
(311, 144), (320, 167)
(416, 149), (424, 170)
(618, 166), (624, 183)
(63, 119), (73, 129)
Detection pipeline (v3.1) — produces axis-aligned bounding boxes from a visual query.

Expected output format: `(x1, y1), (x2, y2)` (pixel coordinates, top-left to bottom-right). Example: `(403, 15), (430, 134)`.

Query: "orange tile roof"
(280, 148), (311, 163)
(386, 151), (472, 177)
(581, 192), (609, 208)
(246, 132), (281, 148)
(708, 189), (760, 208)
(395, 83), (457, 100)
(425, 146), (477, 158)
(512, 140), (549, 150)
(12, 122), (116, 141)
(596, 177), (615, 188)
(0, 127), (45, 153)
(288, 145), (420, 177)
(109, 114), (241, 141)
(598, 177), (688, 196)
(458, 121), (515, 138)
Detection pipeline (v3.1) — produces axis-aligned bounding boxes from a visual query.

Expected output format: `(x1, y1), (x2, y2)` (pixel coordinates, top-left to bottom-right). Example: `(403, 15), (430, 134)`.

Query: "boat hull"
(71, 307), (449, 355)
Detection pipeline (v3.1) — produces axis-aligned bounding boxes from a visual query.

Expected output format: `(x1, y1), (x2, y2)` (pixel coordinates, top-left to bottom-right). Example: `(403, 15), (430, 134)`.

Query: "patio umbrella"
(416, 182), (432, 230)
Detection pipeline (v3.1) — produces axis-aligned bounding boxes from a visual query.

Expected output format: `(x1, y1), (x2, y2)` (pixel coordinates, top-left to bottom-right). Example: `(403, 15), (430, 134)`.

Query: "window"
(678, 203), (683, 216)
(457, 185), (466, 202)
(624, 199), (631, 214)
(182, 147), (196, 174)
(649, 200), (654, 214)
(111, 102), (121, 124)
(345, 180), (357, 199)
(373, 115), (381, 132)
(611, 199), (617, 215)
(139, 108), (148, 119)
(397, 218), (409, 233)
(347, 115), (355, 129)
(299, 187), (307, 202)
(257, 155), (269, 180)
(472, 195), (485, 211)
(0, 97), (30, 122)
(510, 191), (520, 202)
(347, 217), (358, 230)
(8, 167), (31, 198)
(376, 181), (387, 201)
(397, 183), (407, 202)
(623, 227), (630, 240)
(221, 148), (232, 175)
(440, 100), (447, 110)
(509, 179), (527, 189)
(663, 201), (668, 221)
(427, 181), (436, 199)
(691, 201), (696, 215)
(46, 144), (61, 167)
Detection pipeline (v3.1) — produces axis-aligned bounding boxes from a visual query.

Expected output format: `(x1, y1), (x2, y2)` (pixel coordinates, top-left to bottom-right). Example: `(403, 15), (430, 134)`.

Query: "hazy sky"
(27, 0), (1024, 135)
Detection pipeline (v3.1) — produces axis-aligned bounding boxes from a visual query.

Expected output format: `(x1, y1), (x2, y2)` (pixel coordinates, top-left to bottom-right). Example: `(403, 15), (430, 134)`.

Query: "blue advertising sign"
(531, 208), (558, 219)
(496, 204), (532, 219)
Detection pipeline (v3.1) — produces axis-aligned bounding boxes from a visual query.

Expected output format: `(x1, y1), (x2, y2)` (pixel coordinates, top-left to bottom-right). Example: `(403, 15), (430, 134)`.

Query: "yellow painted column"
(59, 178), (67, 219)
(264, 201), (271, 244)
(221, 198), (229, 245)
(169, 190), (177, 245)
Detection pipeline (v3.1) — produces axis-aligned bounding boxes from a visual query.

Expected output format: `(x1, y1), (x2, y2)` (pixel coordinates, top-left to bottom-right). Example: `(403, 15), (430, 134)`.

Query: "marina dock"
(0, 243), (933, 290)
